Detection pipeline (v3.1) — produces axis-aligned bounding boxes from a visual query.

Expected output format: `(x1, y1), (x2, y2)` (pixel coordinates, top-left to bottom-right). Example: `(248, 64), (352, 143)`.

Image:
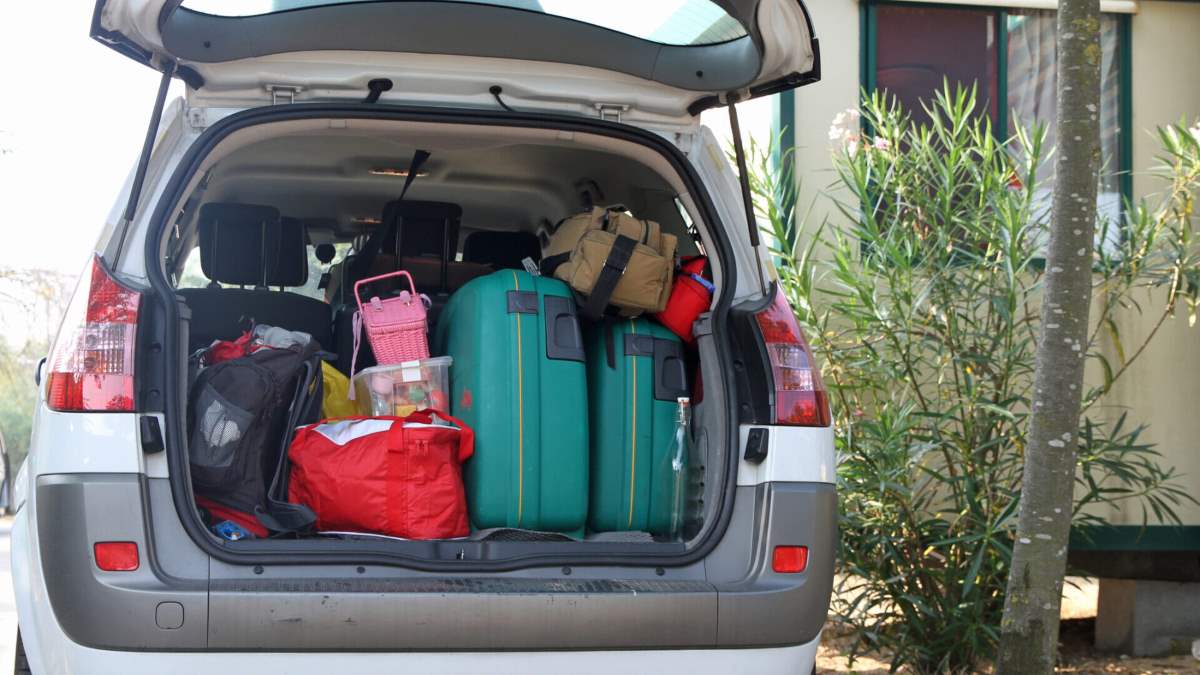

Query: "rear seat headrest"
(197, 203), (308, 287)
(463, 230), (541, 270)
(379, 200), (463, 259)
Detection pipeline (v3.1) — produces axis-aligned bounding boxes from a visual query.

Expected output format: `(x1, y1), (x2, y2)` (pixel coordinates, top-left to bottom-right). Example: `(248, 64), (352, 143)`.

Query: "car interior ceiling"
(168, 125), (704, 372)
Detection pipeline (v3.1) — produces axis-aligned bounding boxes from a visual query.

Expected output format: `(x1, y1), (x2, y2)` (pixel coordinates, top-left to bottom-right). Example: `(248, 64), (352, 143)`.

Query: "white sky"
(0, 1), (772, 276)
(0, 1), (180, 274)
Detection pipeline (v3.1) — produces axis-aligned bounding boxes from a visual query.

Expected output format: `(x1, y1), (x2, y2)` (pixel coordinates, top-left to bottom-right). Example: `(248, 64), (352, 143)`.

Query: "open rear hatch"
(92, 0), (818, 124)
(108, 0), (817, 570)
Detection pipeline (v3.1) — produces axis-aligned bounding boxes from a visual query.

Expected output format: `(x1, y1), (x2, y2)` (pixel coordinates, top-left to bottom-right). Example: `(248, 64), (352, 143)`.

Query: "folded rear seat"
(178, 203), (333, 354)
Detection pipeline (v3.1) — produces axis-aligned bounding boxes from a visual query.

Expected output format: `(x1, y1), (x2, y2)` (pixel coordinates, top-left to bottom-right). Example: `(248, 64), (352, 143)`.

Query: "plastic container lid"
(352, 356), (452, 384)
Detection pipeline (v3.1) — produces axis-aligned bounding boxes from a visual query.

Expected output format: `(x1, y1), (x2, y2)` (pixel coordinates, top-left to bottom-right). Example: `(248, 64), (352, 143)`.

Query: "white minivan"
(10, 2), (835, 673)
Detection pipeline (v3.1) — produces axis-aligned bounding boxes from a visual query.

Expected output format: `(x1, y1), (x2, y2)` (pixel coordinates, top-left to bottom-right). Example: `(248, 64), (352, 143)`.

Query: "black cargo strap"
(582, 234), (636, 321)
(256, 499), (318, 534)
(348, 149), (431, 284)
(603, 317), (618, 369)
(540, 251), (570, 278)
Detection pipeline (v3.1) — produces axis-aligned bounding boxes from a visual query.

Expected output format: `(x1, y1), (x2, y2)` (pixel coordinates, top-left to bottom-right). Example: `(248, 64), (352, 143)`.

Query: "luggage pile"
(186, 204), (715, 544)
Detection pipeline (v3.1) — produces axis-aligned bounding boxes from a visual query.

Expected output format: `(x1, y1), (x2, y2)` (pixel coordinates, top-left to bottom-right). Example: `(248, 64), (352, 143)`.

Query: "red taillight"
(94, 541), (139, 571)
(772, 545), (809, 574)
(754, 289), (830, 426)
(46, 255), (140, 412)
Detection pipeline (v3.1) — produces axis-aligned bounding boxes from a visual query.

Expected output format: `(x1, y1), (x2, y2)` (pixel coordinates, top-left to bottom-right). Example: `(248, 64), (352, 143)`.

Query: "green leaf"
(1104, 317), (1127, 365)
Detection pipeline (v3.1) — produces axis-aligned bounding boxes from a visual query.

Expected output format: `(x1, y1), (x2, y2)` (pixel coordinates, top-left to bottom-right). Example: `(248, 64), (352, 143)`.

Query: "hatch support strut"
(113, 62), (177, 262)
(725, 96), (769, 298)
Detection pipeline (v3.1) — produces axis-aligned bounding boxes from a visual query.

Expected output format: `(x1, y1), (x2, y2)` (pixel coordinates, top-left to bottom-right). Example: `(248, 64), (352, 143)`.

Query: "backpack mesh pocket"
(190, 385), (256, 472)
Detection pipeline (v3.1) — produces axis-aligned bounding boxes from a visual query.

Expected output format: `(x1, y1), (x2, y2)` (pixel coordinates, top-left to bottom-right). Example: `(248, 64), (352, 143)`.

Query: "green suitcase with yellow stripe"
(586, 318), (689, 534)
(434, 270), (589, 535)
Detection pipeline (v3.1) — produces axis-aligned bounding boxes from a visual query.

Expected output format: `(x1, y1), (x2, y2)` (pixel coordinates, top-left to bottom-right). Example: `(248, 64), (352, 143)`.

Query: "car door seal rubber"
(144, 102), (743, 571)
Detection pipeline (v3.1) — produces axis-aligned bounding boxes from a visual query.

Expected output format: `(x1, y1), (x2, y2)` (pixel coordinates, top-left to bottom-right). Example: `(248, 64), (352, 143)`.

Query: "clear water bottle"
(666, 397), (691, 541)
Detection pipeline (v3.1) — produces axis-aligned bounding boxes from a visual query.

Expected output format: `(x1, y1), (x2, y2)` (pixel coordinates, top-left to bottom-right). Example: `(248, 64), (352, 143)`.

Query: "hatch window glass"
(180, 0), (748, 46)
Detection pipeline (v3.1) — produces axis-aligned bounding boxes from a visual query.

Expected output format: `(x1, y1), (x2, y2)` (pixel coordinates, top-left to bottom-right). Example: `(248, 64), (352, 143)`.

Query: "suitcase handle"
(354, 270), (419, 312)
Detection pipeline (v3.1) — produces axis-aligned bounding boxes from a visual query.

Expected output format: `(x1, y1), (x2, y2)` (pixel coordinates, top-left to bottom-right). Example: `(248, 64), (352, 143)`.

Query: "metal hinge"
(265, 84), (304, 105)
(595, 103), (629, 123)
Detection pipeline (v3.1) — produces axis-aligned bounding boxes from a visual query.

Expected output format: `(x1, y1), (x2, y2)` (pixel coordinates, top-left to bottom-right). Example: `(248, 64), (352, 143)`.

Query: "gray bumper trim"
(36, 474), (209, 650)
(37, 475), (833, 651)
(715, 483), (836, 646)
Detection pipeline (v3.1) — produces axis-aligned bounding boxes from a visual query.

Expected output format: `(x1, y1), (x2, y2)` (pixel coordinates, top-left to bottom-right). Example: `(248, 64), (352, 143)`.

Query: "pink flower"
(871, 136), (890, 151)
(828, 108), (862, 151)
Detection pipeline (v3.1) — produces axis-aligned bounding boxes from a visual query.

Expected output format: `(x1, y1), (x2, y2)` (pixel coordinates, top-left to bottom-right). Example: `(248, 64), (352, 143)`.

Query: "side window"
(291, 243), (353, 301)
(873, 4), (1000, 127)
(177, 246), (210, 289)
(174, 242), (353, 298)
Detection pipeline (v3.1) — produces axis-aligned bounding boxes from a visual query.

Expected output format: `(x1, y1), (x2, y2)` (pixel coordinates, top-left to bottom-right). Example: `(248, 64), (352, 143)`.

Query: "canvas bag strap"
(540, 207), (602, 277)
(603, 316), (619, 369)
(582, 234), (637, 321)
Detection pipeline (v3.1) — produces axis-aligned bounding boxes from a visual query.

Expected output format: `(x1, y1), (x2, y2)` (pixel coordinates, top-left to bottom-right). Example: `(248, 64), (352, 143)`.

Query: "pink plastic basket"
(351, 271), (431, 386)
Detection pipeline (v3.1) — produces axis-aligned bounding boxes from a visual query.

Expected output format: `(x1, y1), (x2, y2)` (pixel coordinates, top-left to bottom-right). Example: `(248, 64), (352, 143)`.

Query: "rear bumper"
(22, 474), (834, 653)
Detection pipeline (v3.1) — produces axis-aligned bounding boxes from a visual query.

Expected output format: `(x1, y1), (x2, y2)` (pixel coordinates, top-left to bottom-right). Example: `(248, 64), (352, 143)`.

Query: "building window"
(873, 4), (1000, 127)
(863, 2), (1130, 228)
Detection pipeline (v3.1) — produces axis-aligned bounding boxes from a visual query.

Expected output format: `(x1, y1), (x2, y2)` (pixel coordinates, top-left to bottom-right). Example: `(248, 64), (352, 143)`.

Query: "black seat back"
(379, 200), (463, 261)
(197, 203), (308, 289)
(180, 203), (333, 352)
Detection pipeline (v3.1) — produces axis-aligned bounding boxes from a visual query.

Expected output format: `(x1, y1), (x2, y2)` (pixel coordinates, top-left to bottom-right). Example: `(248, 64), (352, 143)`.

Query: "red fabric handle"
(382, 409), (473, 463)
(413, 408), (475, 463)
(385, 416), (409, 452)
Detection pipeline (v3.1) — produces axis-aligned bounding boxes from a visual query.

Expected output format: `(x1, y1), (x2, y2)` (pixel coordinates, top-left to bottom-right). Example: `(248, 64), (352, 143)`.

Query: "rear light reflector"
(772, 545), (809, 574)
(94, 541), (139, 571)
(46, 255), (140, 412)
(754, 289), (830, 426)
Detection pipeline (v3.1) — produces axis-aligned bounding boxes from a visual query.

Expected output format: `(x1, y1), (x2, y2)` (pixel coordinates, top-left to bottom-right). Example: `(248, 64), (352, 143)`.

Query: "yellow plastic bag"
(321, 361), (357, 419)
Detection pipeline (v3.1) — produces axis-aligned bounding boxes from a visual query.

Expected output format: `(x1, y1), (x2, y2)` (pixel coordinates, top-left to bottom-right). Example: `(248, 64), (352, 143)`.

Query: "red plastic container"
(655, 256), (713, 343)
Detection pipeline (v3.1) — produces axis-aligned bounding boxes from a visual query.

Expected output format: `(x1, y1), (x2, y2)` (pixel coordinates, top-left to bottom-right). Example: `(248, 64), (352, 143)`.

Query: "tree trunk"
(996, 1), (1102, 672)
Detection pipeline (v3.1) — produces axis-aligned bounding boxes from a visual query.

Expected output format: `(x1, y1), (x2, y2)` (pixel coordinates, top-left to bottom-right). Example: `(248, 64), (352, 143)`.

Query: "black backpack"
(188, 342), (322, 532)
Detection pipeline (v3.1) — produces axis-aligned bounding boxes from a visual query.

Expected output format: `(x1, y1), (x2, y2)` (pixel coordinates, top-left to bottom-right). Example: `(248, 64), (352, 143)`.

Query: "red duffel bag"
(655, 255), (714, 343)
(287, 410), (474, 539)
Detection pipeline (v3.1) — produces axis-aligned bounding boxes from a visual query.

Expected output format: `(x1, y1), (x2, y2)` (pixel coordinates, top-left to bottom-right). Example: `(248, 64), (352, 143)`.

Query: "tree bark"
(996, 1), (1102, 672)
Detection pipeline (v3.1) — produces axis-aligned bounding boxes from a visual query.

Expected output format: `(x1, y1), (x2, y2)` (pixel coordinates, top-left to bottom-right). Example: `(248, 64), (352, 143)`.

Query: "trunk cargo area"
(151, 106), (737, 568)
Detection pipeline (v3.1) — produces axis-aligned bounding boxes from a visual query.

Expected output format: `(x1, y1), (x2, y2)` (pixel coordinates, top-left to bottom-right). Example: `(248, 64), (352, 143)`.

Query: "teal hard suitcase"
(434, 270), (589, 534)
(586, 318), (689, 534)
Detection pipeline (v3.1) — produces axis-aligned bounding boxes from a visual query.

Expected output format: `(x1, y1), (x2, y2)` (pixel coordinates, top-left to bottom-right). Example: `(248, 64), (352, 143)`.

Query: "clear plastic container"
(351, 356), (452, 418)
